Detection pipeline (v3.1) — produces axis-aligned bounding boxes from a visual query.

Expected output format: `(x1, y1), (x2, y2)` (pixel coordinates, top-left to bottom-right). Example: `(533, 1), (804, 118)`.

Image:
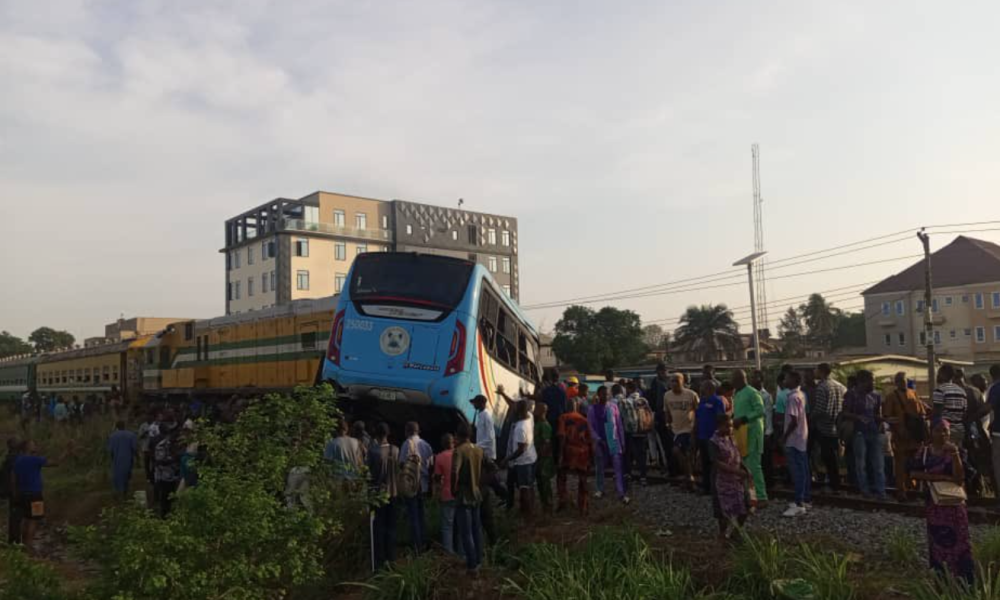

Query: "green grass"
(729, 532), (856, 600)
(0, 544), (70, 600)
(351, 554), (445, 600)
(885, 527), (921, 567)
(976, 528), (1000, 572)
(908, 567), (1000, 600)
(503, 528), (711, 600)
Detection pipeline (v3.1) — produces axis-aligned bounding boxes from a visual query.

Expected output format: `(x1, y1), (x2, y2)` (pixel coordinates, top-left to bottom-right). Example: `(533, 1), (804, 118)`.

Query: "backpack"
(399, 439), (423, 499)
(636, 403), (655, 434)
(621, 398), (639, 435)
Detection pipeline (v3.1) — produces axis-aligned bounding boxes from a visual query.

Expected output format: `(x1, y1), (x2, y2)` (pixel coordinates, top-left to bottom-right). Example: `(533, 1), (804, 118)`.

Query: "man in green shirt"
(732, 369), (767, 504)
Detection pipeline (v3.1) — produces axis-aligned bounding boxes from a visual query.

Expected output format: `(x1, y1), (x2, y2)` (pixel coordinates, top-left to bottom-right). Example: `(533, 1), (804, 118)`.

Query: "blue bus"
(320, 252), (540, 437)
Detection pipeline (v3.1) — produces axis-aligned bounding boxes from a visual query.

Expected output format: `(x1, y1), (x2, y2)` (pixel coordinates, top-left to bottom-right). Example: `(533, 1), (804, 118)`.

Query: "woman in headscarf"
(909, 418), (974, 584)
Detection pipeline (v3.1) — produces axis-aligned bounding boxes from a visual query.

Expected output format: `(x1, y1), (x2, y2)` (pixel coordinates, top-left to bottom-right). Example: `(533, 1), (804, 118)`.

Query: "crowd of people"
(321, 362), (1000, 582)
(3, 361), (1000, 584)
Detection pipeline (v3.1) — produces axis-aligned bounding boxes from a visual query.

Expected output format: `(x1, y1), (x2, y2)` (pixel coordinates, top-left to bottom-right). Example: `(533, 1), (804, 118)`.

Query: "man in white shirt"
(471, 395), (496, 461)
(500, 399), (536, 519)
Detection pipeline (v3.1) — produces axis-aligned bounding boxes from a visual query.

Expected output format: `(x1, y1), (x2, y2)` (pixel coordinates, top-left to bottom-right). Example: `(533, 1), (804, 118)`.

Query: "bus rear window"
(350, 253), (475, 310)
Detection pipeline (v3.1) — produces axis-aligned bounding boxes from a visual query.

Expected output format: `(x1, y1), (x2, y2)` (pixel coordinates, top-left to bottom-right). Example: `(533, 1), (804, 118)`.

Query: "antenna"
(751, 144), (769, 337)
(458, 198), (465, 209)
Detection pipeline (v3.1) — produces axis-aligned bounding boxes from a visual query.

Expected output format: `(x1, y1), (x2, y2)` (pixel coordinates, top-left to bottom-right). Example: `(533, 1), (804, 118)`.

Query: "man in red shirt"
(556, 398), (593, 514)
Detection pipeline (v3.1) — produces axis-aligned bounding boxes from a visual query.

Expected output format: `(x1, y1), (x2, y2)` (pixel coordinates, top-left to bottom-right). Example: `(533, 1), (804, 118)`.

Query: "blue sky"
(2, 0), (999, 340)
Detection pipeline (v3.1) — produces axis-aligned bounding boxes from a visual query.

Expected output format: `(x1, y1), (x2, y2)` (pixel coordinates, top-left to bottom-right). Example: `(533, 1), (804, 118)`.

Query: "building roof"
(863, 236), (1000, 295)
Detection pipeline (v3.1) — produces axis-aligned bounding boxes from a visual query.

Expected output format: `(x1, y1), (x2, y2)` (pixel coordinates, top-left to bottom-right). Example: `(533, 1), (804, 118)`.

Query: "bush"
(730, 533), (855, 600)
(0, 545), (69, 600)
(909, 567), (1000, 600)
(72, 385), (344, 600)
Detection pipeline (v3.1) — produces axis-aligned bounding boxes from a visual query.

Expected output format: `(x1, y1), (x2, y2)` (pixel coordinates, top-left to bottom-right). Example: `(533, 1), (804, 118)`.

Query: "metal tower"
(751, 144), (769, 338)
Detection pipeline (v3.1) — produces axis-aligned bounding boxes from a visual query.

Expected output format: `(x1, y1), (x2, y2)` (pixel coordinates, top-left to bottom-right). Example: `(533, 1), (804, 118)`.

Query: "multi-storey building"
(862, 236), (1000, 367)
(222, 191), (519, 314)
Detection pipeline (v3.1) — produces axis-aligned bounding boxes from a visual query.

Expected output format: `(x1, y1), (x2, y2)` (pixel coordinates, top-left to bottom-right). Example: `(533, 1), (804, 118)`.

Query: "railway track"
(641, 474), (1000, 524)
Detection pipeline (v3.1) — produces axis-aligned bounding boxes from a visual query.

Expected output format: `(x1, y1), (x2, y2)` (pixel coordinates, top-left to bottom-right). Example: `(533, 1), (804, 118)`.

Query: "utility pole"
(917, 229), (935, 390)
(734, 251), (768, 371)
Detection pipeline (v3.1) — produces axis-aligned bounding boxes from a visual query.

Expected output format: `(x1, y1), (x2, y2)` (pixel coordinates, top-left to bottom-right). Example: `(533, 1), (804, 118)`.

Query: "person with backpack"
(451, 422), (484, 574)
(398, 421), (434, 553)
(1, 438), (24, 544)
(368, 422), (400, 571)
(621, 382), (654, 486)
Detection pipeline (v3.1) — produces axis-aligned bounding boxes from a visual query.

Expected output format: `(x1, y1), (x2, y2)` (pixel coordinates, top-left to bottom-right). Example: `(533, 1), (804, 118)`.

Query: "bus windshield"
(349, 253), (475, 310)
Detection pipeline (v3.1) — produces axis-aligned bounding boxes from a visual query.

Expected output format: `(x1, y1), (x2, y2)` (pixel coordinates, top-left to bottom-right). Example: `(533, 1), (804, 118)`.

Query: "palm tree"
(673, 304), (743, 362)
(799, 294), (840, 350)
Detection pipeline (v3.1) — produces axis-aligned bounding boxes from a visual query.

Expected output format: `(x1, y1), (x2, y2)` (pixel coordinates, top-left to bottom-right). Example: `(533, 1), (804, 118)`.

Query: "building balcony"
(281, 219), (392, 242)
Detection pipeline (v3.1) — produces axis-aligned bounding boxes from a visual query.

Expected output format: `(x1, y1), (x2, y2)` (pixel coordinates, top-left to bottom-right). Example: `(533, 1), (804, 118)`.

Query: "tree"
(641, 324), (670, 352)
(799, 294), (839, 350)
(0, 331), (32, 358)
(777, 307), (805, 357)
(28, 327), (75, 352)
(832, 311), (866, 349)
(673, 304), (743, 363)
(75, 385), (348, 600)
(552, 305), (647, 373)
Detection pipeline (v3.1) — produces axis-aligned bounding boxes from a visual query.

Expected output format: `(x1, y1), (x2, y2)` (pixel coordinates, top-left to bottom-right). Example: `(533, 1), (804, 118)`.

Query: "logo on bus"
(379, 326), (410, 356)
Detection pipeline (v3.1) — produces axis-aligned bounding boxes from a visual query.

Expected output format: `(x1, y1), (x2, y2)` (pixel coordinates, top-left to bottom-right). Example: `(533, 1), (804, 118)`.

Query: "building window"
(234, 250), (241, 269)
(502, 256), (511, 274)
(335, 273), (346, 293)
(895, 300), (905, 316)
(356, 243), (367, 255)
(451, 230), (458, 241)
(335, 242), (346, 261)
(502, 284), (512, 296)
(883, 333), (892, 347)
(944, 296), (953, 307)
(247, 246), (254, 265)
(916, 300), (925, 313)
(262, 241), (268, 261)
(995, 325), (1000, 342)
(356, 212), (367, 229)
(919, 331), (927, 346)
(932, 298), (939, 313)
(248, 276), (254, 297)
(487, 228), (497, 245)
(333, 210), (345, 227)
(501, 230), (510, 246)
(964, 328), (972, 337)
(234, 280), (241, 300)
(296, 270), (310, 290)
(381, 215), (389, 229)
(881, 302), (890, 316)
(962, 294), (970, 304)
(262, 274), (269, 293)
(488, 256), (497, 272)
(295, 238), (309, 257)
(994, 292), (1000, 309)
(898, 332), (906, 346)
(976, 293), (985, 309)
(406, 224), (413, 235)
(468, 225), (478, 245)
(950, 329), (956, 339)
(933, 331), (941, 345)
(976, 326), (986, 343)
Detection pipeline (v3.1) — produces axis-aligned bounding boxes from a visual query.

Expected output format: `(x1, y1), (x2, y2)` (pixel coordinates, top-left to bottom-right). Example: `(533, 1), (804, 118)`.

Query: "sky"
(2, 0), (999, 342)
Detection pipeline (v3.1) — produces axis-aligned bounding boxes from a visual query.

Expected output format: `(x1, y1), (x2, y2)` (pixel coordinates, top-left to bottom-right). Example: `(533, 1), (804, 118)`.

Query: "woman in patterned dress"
(910, 419), (974, 584)
(710, 413), (750, 539)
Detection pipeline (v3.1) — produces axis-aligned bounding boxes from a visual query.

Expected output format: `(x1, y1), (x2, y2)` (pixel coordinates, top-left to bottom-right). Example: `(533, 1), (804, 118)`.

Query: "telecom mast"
(751, 144), (769, 337)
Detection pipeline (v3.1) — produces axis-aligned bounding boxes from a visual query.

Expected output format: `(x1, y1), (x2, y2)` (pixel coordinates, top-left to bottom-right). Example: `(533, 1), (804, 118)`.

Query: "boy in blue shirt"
(695, 380), (727, 494)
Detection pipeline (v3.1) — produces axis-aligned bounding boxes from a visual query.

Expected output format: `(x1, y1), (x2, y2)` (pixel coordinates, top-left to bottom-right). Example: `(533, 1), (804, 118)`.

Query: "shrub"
(357, 555), (446, 600)
(0, 545), (69, 600)
(72, 385), (343, 600)
(909, 567), (1000, 600)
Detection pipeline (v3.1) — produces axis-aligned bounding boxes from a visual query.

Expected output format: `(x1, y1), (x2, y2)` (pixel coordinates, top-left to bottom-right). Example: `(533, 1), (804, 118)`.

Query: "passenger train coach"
(320, 252), (541, 437)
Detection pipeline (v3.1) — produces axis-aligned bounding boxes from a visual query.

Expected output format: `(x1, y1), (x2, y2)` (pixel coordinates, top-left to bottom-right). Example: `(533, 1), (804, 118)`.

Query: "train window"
(196, 337), (203, 361)
(103, 366), (110, 382)
(146, 349), (155, 365)
(160, 347), (171, 368)
(185, 323), (194, 341)
(203, 337), (210, 361)
(301, 331), (317, 349)
(112, 366), (119, 381)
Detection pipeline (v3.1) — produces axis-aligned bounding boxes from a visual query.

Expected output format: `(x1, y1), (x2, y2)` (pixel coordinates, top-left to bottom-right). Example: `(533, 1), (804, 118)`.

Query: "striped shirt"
(933, 382), (968, 434)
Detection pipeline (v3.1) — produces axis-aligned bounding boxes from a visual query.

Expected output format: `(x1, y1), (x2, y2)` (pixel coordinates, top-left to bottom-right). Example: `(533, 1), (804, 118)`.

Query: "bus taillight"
(445, 320), (466, 376)
(327, 309), (345, 366)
